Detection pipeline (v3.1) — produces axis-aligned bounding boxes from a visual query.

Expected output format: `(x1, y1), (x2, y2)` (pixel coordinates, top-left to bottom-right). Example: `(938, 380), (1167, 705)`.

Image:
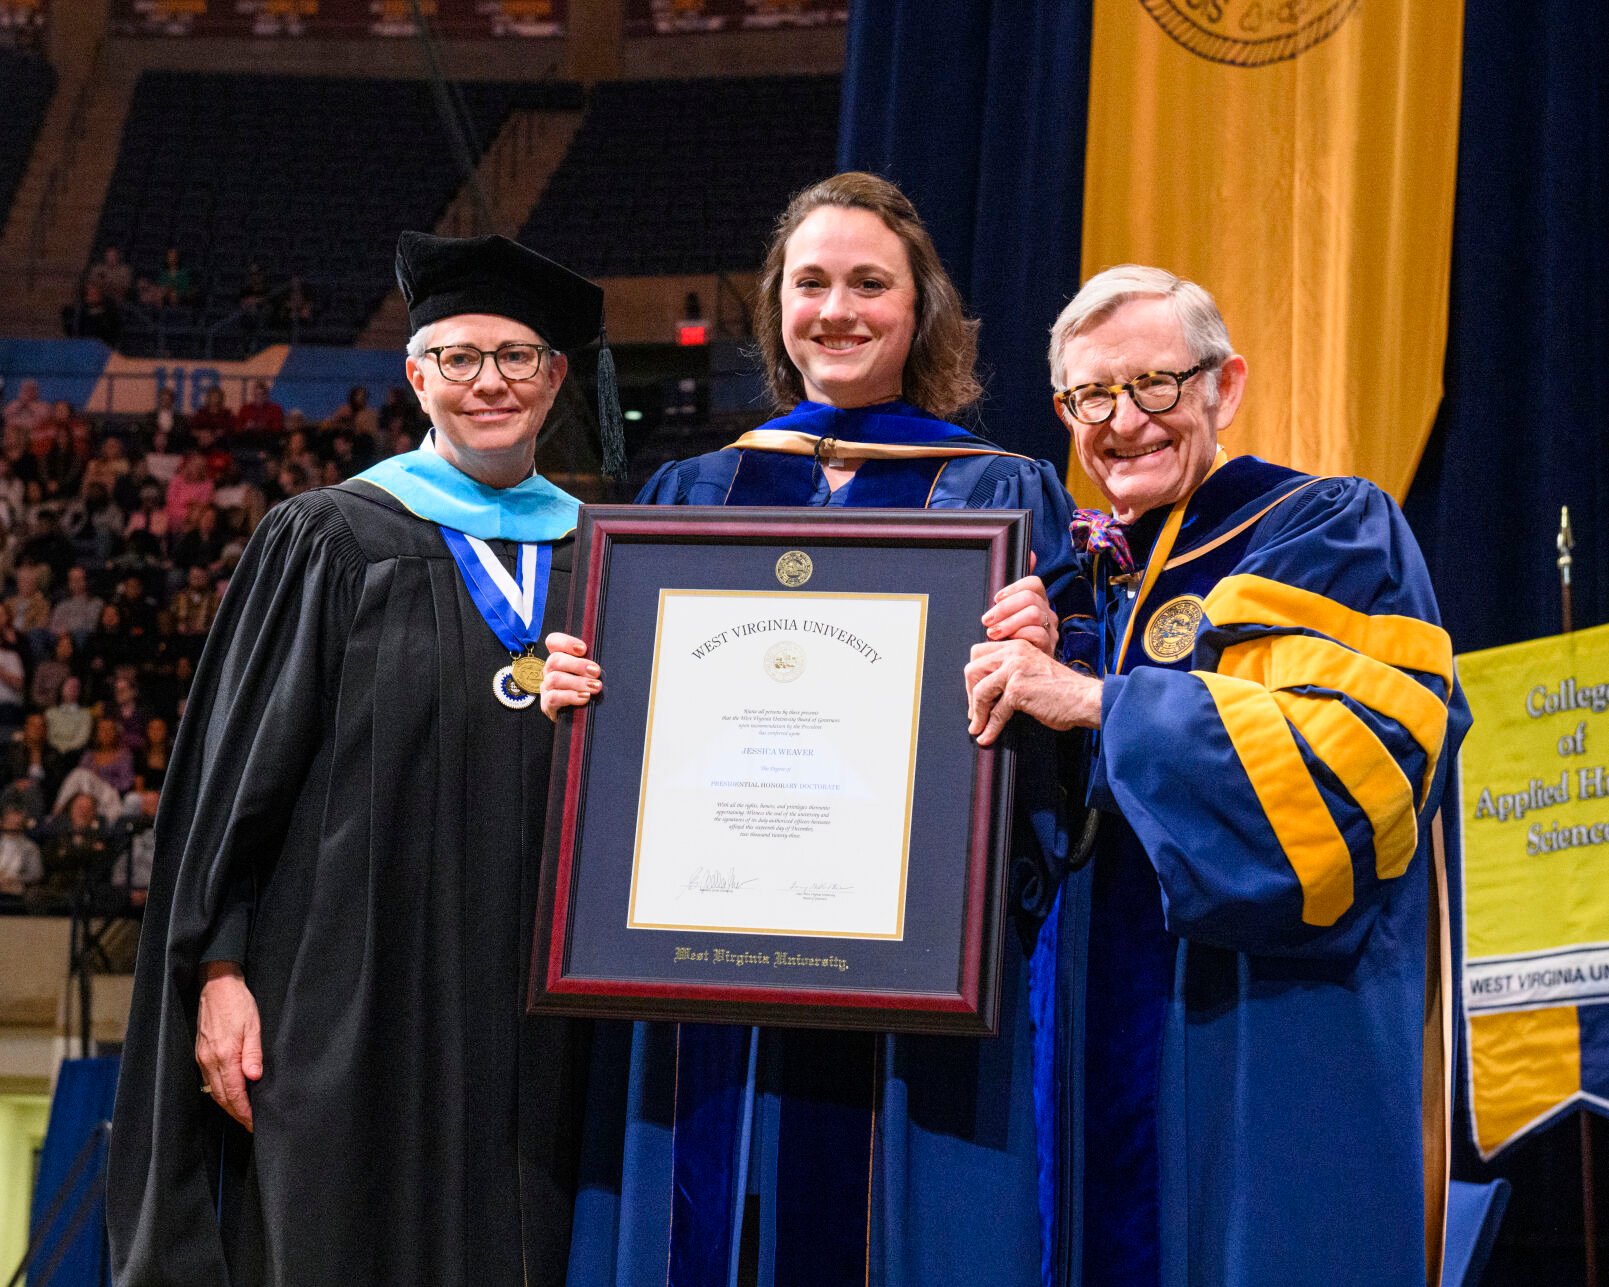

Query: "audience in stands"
(85, 436), (132, 493)
(108, 675), (151, 753)
(0, 375), (424, 906)
(156, 247), (195, 308)
(0, 453), (23, 518)
(70, 250), (330, 359)
(9, 564), (50, 635)
(133, 275), (165, 311)
(189, 386), (236, 440)
(168, 564), (220, 647)
(165, 452), (215, 529)
(236, 380), (284, 438)
(31, 633), (74, 709)
(238, 262), (271, 316)
(170, 506), (226, 577)
(63, 280), (125, 347)
(113, 787), (158, 903)
(39, 405), (90, 499)
(327, 384), (379, 440)
(136, 717), (171, 790)
(46, 675), (92, 758)
(3, 380), (49, 437)
(30, 790), (112, 912)
(144, 386), (188, 447)
(211, 459), (266, 529)
(275, 275), (315, 329)
(0, 801), (42, 896)
(6, 712), (64, 819)
(379, 385), (426, 440)
(81, 715), (136, 794)
(0, 611), (24, 733)
(88, 245), (134, 302)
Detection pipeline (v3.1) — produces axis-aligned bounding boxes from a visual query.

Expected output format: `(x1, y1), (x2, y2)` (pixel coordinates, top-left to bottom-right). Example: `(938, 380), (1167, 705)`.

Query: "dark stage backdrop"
(839, 0), (1609, 1281)
(1402, 0), (1609, 656)
(1407, 6), (1609, 1282)
(838, 0), (1092, 469)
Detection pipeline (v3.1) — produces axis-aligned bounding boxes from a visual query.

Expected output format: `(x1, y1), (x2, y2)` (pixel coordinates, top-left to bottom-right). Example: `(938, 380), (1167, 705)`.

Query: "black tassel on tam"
(596, 326), (628, 483)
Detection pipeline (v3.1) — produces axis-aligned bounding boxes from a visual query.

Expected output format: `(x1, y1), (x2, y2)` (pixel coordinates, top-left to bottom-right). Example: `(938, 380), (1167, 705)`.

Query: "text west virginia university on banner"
(1076, 0), (1463, 507)
(1459, 623), (1609, 1158)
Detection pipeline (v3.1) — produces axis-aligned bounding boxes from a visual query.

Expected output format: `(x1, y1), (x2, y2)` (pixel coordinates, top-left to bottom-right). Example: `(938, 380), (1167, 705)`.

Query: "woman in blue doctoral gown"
(542, 172), (1080, 1287)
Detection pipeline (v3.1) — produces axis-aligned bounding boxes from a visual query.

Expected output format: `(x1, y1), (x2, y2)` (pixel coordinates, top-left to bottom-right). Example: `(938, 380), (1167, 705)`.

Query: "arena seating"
(85, 71), (836, 357)
(0, 45), (56, 235)
(92, 72), (584, 357)
(518, 75), (840, 278)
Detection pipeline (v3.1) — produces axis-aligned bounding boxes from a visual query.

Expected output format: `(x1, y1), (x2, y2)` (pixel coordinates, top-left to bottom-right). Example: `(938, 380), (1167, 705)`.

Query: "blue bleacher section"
(0, 45), (56, 235)
(519, 75), (840, 277)
(93, 73), (584, 358)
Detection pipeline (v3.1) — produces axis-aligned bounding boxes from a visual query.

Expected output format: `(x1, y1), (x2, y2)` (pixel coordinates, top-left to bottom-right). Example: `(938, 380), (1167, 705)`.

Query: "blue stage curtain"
(1403, 2), (1609, 654)
(1408, 5), (1609, 1280)
(838, 0), (1092, 468)
(30, 1056), (120, 1287)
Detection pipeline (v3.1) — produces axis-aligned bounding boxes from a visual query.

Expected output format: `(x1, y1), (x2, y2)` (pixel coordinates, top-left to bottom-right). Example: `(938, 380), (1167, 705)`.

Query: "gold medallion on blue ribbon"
(438, 525), (554, 708)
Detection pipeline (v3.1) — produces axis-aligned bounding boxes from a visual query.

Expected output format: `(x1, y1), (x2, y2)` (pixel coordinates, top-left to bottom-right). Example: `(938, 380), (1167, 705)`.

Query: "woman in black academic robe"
(108, 229), (610, 1287)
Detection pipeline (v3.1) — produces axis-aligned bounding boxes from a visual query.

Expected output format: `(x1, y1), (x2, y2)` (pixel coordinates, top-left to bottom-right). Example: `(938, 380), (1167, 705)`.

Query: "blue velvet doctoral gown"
(1034, 456), (1470, 1287)
(566, 401), (1080, 1287)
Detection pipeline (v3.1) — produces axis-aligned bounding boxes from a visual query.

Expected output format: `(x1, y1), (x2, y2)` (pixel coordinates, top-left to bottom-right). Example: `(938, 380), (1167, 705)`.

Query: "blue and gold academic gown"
(566, 401), (1079, 1287)
(1035, 454), (1470, 1287)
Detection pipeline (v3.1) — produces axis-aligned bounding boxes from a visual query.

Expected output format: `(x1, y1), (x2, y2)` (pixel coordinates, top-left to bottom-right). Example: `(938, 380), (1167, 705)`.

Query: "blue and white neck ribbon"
(439, 526), (553, 656)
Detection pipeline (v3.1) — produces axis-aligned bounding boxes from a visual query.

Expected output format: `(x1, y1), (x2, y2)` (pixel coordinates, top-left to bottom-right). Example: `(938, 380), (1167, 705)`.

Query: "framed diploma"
(529, 506), (1028, 1035)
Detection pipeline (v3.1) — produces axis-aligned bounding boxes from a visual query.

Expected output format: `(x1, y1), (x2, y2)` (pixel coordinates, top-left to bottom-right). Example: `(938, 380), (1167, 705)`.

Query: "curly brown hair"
(753, 172), (983, 419)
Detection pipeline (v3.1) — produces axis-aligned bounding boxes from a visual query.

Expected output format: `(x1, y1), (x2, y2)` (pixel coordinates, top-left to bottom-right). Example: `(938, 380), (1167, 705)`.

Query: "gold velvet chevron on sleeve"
(1191, 574), (1456, 926)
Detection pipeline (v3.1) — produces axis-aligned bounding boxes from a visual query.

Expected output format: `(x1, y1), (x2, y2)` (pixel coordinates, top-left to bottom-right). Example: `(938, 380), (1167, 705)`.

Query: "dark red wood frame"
(528, 505), (1027, 1035)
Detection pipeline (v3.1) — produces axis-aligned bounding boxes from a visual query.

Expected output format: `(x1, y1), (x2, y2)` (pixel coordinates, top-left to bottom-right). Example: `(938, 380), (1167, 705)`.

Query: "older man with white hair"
(969, 265), (1469, 1287)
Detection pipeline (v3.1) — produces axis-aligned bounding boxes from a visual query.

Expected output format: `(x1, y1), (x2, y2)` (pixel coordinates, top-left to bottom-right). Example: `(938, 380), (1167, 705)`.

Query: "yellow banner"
(1457, 623), (1609, 1158)
(1074, 0), (1464, 508)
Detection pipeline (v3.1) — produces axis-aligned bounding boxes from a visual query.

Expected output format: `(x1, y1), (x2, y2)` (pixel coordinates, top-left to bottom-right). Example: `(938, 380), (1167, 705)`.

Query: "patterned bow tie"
(1069, 509), (1133, 573)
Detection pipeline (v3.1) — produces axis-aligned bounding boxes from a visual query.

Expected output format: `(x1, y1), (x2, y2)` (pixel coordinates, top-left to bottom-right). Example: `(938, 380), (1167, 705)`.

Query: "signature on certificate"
(787, 880), (855, 901)
(683, 866), (759, 895)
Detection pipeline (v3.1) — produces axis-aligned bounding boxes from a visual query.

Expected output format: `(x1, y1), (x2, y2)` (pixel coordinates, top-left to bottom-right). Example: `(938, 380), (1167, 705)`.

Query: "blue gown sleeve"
(976, 458), (1102, 675)
(633, 460), (682, 504)
(632, 452), (741, 505)
(979, 458), (1078, 612)
(1090, 477), (1462, 958)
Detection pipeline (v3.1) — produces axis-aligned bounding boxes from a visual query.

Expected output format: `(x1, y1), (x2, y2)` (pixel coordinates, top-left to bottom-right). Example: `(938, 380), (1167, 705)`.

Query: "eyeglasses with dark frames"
(423, 342), (553, 383)
(1052, 364), (1206, 427)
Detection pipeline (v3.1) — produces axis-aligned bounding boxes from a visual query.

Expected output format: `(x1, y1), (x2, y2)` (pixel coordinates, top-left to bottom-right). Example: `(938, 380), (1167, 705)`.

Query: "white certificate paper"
(627, 589), (928, 938)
